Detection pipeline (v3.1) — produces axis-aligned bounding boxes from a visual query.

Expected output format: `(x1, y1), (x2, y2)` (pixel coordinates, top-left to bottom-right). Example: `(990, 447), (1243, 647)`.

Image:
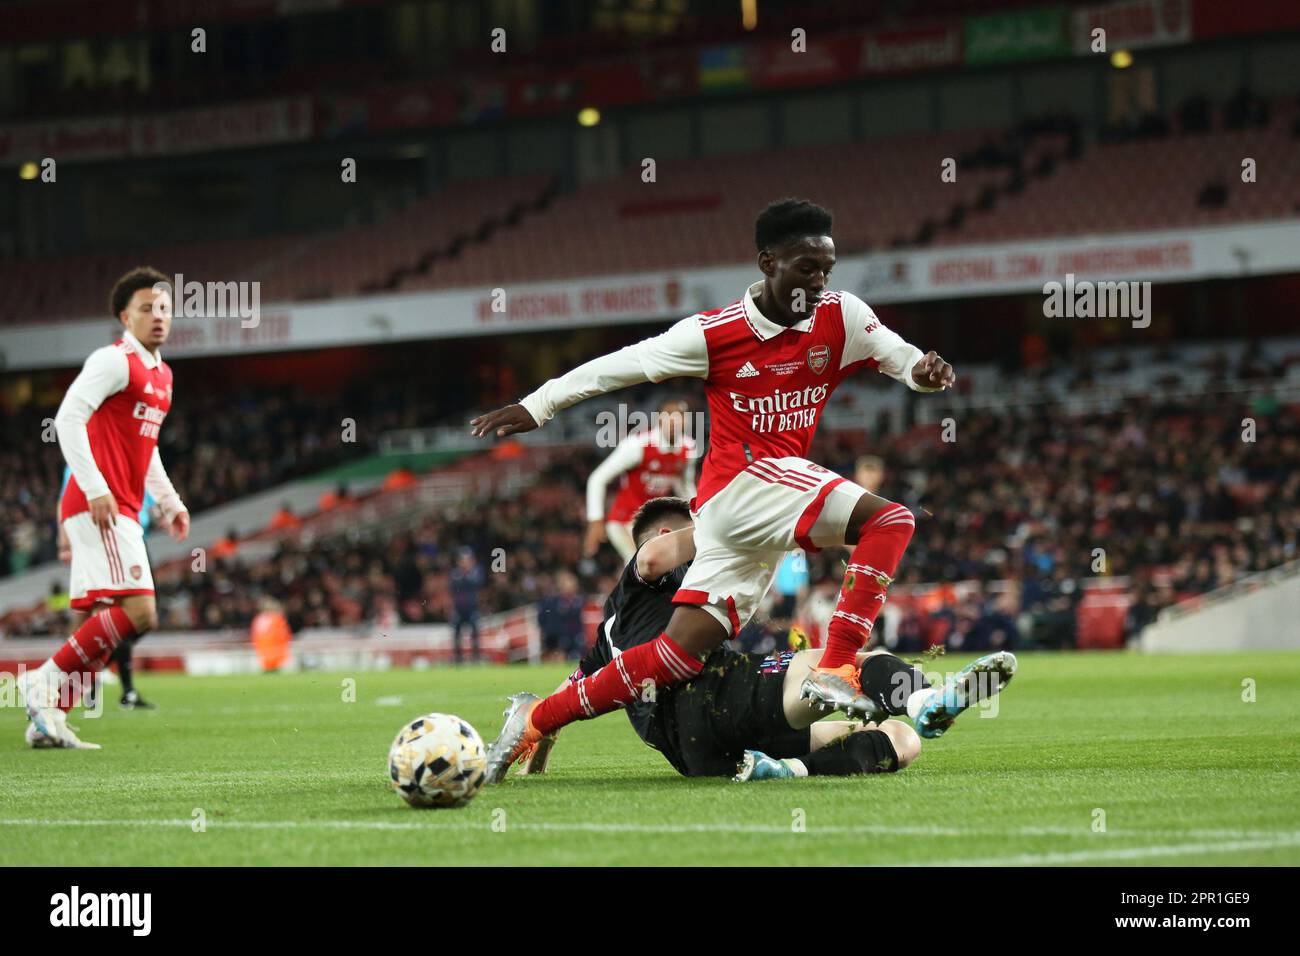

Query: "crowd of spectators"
(5, 337), (1298, 655)
(805, 392), (1298, 650)
(10, 384), (1291, 656)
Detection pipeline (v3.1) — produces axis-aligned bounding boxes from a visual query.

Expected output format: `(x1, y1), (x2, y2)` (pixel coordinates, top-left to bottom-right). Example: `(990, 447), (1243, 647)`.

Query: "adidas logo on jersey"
(143, 382), (155, 395)
(735, 361), (760, 378)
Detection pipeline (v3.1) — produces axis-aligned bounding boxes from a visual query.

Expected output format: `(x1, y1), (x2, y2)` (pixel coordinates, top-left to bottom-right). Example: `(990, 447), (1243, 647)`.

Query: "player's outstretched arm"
(470, 316), (708, 439)
(838, 291), (955, 393)
(468, 403), (537, 438)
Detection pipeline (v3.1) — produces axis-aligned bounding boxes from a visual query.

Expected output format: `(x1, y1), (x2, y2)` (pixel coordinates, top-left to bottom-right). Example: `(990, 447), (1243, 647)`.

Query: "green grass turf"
(2, 651), (1299, 866)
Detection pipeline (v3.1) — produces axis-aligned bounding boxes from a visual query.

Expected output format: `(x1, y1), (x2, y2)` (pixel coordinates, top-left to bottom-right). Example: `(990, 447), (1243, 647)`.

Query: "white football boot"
(25, 723), (61, 749)
(18, 668), (101, 749)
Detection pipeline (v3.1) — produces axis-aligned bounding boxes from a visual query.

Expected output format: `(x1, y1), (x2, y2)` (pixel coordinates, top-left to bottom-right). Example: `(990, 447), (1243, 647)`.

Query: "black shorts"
(646, 648), (810, 777)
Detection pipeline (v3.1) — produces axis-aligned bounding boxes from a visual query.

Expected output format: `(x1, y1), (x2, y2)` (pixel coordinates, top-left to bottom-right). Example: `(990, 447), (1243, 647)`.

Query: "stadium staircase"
(1140, 558), (1300, 653)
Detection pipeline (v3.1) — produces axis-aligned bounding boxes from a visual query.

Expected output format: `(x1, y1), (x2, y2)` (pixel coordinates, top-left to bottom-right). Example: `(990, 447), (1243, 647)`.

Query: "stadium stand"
(0, 376), (455, 578)
(0, 174), (555, 322)
(5, 343), (1295, 653)
(6, 92), (1299, 321)
(948, 98), (1300, 242)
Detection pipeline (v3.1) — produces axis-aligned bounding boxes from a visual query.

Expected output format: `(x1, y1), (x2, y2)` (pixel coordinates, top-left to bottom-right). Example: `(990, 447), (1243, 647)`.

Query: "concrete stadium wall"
(1140, 570), (1300, 653)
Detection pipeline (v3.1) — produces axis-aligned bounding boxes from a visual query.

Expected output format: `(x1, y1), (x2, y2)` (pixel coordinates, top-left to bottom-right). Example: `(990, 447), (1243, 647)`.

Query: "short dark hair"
(110, 266), (169, 320)
(755, 198), (833, 253)
(631, 496), (693, 546)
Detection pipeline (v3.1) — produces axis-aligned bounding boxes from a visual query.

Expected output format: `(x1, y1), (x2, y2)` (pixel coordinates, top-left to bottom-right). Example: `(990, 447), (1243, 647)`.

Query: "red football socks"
(531, 632), (703, 735)
(50, 606), (136, 711)
(817, 502), (915, 670)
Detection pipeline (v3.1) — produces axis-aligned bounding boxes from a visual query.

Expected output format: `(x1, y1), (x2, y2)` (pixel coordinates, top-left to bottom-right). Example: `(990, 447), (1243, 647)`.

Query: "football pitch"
(3, 651), (1299, 867)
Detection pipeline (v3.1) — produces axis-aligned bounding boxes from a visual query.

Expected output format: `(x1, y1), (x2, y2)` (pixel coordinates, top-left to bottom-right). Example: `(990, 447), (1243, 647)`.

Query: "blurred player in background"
(473, 199), (956, 780)
(450, 547), (485, 664)
(583, 397), (697, 562)
(19, 267), (189, 749)
(60, 467), (158, 710)
(854, 455), (886, 494)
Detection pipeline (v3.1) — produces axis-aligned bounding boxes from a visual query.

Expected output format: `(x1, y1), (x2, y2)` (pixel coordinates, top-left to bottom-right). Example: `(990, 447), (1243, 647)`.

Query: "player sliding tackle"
(518, 498), (1017, 781)
(471, 199), (957, 782)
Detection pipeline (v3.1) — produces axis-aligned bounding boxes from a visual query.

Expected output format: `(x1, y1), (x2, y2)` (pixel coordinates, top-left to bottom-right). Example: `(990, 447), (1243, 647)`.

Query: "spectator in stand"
(269, 502), (302, 531)
(211, 527), (240, 560)
(383, 467), (418, 491)
(538, 570), (586, 661)
(318, 483), (351, 512)
(1124, 576), (1169, 640)
(449, 547), (485, 664)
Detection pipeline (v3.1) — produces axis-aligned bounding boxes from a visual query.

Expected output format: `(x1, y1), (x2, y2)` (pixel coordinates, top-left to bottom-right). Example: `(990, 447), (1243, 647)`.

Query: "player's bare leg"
(801, 491), (914, 708)
(735, 717), (921, 781)
(67, 608), (104, 712)
(114, 594), (159, 709)
(117, 594), (160, 634)
(485, 605), (725, 783)
(738, 649), (926, 781)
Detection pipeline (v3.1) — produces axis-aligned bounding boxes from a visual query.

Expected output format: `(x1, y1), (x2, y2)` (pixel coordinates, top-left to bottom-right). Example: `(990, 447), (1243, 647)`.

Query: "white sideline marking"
(922, 834), (1300, 866)
(1, 817), (1298, 847)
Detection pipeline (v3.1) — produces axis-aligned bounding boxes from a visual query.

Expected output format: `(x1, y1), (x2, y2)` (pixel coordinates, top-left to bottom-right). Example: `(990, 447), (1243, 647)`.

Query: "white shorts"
(605, 520), (637, 563)
(64, 512), (155, 611)
(673, 457), (866, 637)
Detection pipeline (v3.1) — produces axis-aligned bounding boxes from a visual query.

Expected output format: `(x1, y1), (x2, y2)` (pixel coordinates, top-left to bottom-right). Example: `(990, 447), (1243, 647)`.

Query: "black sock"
(800, 730), (899, 776)
(112, 641), (135, 696)
(859, 654), (929, 716)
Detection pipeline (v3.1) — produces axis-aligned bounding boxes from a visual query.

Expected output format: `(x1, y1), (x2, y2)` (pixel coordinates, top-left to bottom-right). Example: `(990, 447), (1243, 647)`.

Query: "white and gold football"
(388, 713), (488, 808)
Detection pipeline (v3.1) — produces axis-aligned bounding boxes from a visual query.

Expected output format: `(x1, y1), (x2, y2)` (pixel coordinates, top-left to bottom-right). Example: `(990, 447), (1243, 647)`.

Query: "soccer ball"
(388, 713), (487, 808)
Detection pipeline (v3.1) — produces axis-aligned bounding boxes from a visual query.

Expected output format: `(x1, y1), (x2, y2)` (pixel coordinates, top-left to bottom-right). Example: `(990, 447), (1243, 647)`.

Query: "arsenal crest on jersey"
(130, 565), (143, 581)
(807, 345), (830, 375)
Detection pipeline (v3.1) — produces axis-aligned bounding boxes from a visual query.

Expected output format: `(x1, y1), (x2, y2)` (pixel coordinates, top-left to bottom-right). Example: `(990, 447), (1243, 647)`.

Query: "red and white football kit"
(521, 282), (939, 638)
(586, 427), (698, 561)
(54, 331), (185, 611)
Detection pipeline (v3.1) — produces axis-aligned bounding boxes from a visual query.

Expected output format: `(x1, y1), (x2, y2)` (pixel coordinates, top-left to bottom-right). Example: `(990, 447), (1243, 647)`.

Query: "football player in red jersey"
(471, 199), (955, 781)
(583, 397), (697, 562)
(20, 267), (189, 749)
